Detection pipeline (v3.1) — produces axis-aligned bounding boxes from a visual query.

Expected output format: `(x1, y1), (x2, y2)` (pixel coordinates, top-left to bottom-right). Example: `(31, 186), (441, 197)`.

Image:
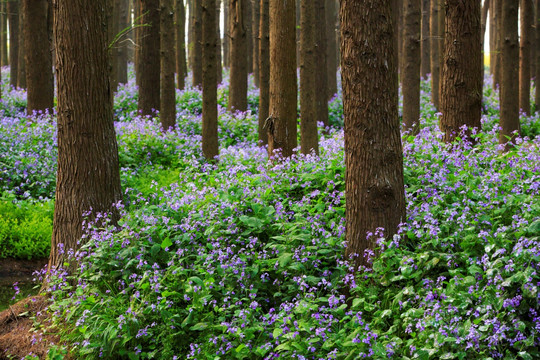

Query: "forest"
(0, 0), (539, 359)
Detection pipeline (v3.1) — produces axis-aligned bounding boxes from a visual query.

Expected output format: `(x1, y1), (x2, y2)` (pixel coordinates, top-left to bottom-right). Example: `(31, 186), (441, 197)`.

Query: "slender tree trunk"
(402, 0), (421, 134)
(258, 0), (269, 145)
(440, 0), (482, 143)
(22, 0), (54, 114)
(252, 0), (260, 87)
(0, 2), (7, 66)
(50, 0), (122, 271)
(430, 0), (441, 109)
(117, 0), (129, 85)
(138, 0), (161, 116)
(420, 0), (430, 78)
(531, 1), (536, 81)
(161, 0), (176, 130)
(108, 0), (119, 93)
(489, 0), (496, 75)
(228, 0), (247, 112)
(316, 0), (328, 128)
(520, 0), (532, 115)
(245, 0), (252, 74)
(135, 0), (142, 87)
(481, 0), (489, 49)
(176, 0), (187, 89)
(216, 1), (223, 84)
(127, 0), (135, 63)
(17, 6), (25, 89)
(7, 0), (19, 88)
(536, 0), (540, 110)
(187, 0), (194, 69)
(341, 0), (405, 271)
(325, 0), (337, 100)
(296, 0), (300, 68)
(493, 0), (502, 87)
(223, 0), (230, 68)
(192, 0), (203, 87)
(267, 0), (297, 158)
(202, 0), (219, 159)
(499, 0), (520, 146)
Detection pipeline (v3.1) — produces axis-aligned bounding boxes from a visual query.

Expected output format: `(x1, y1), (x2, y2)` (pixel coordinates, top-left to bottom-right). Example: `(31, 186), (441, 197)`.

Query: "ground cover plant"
(0, 68), (539, 359)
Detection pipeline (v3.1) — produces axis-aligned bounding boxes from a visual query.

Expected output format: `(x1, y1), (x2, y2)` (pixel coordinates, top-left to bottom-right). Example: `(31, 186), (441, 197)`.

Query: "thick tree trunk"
(108, 0), (119, 93)
(430, 0), (441, 109)
(50, 0), (122, 271)
(325, 0), (337, 100)
(192, 0), (203, 87)
(138, 0), (160, 116)
(161, 0), (176, 130)
(267, 0), (297, 158)
(440, 0), (482, 143)
(341, 0), (405, 271)
(176, 0), (187, 89)
(402, 0), (421, 134)
(252, 0), (260, 87)
(22, 0), (54, 114)
(520, 0), (532, 115)
(0, 2), (7, 66)
(228, 0), (248, 112)
(202, 0), (219, 159)
(420, 0), (430, 78)
(17, 7), (25, 89)
(7, 1), (19, 88)
(499, 0), (520, 146)
(117, 0), (129, 85)
(258, 0), (269, 145)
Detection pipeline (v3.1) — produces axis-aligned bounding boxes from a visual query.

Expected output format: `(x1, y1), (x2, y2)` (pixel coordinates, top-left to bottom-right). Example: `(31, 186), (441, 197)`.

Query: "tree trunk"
(187, 0), (194, 69)
(258, 0), (269, 145)
(0, 2), (8, 66)
(245, 0), (252, 74)
(430, 0), (441, 109)
(493, 0), (502, 87)
(22, 0), (54, 114)
(117, 0), (129, 85)
(341, 0), (405, 271)
(17, 6), (25, 89)
(531, 1), (536, 81)
(398, 1), (404, 77)
(440, 0), (482, 143)
(223, 0), (230, 68)
(108, 0), (119, 93)
(402, 0), (421, 134)
(138, 0), (161, 116)
(420, 0), (430, 78)
(50, 0), (122, 271)
(127, 0), (135, 63)
(489, 0), (496, 75)
(267, 0), (297, 158)
(481, 0), (489, 49)
(7, 0), (19, 88)
(325, 0), (337, 100)
(252, 0), (260, 87)
(192, 0), (203, 87)
(536, 0), (540, 111)
(161, 0), (176, 130)
(228, 0), (248, 112)
(315, 0), (328, 129)
(499, 0), (520, 146)
(202, 0), (219, 159)
(216, 2), (223, 84)
(520, 0), (532, 115)
(176, 0), (187, 89)
(135, 0), (142, 87)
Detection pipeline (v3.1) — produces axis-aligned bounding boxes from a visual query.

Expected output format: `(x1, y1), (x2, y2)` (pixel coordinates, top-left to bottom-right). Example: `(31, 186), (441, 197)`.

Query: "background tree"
(341, 0), (405, 270)
(440, 0), (482, 142)
(493, 0), (502, 87)
(216, 2), (223, 84)
(176, 0), (187, 89)
(267, 0), (297, 158)
(315, 0), (328, 129)
(22, 0), (54, 114)
(17, 6), (25, 89)
(7, 0), (19, 88)
(223, 0), (230, 68)
(536, 0), (540, 110)
(117, 0), (130, 85)
(245, 0), (252, 73)
(252, 0), (260, 87)
(519, 0), (532, 115)
(161, 0), (176, 130)
(0, 2), (7, 66)
(107, 1), (119, 92)
(138, 0), (160, 116)
(192, 0), (203, 87)
(258, 0), (269, 145)
(202, 0), (219, 159)
(228, 0), (248, 112)
(325, 0), (337, 100)
(403, 0), (421, 134)
(50, 0), (122, 270)
(481, 0), (489, 49)
(420, 0), (430, 78)
(430, 0), (441, 110)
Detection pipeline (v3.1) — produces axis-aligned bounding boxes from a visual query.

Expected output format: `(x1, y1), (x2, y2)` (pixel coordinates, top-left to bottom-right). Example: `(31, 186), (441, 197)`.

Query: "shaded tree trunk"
(325, 0), (337, 100)
(402, 0), (421, 134)
(17, 6), (25, 89)
(499, 0), (520, 145)
(315, 0), (328, 128)
(1, 2), (7, 66)
(252, 0), (260, 87)
(341, 0), (405, 271)
(481, 0), (489, 49)
(161, 0), (176, 130)
(108, 0), (119, 93)
(267, 0), (297, 158)
(430, 0), (441, 109)
(176, 0), (187, 89)
(536, 0), (540, 111)
(245, 0), (252, 73)
(49, 0), (122, 271)
(135, 0), (142, 87)
(7, 0), (19, 88)
(223, 0), (230, 68)
(493, 0), (502, 87)
(202, 0), (219, 159)
(420, 0), (430, 78)
(531, 1), (536, 81)
(440, 0), (482, 142)
(187, 0), (194, 69)
(22, 0), (54, 114)
(192, 0), (203, 87)
(117, 0), (129, 85)
(520, 0), (532, 115)
(228, 0), (248, 112)
(138, 0), (161, 116)
(216, 1), (223, 84)
(258, 0), (269, 145)
(489, 0), (496, 76)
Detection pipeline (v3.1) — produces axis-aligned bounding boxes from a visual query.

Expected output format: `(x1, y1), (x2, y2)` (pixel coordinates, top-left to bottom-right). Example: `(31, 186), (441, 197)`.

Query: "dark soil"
(0, 258), (48, 286)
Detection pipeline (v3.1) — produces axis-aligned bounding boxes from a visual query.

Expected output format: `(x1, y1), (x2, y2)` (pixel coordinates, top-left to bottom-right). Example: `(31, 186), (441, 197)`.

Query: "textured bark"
(1, 2), (7, 66)
(50, 0), (122, 271)
(216, 2), (223, 84)
(228, 0), (248, 112)
(108, 0), (119, 93)
(134, 0), (142, 87)
(499, 0), (520, 145)
(481, 0), (489, 49)
(138, 0), (160, 116)
(117, 0), (129, 85)
(325, 0), (337, 100)
(187, 0), (194, 68)
(420, 0), (430, 78)
(398, 1), (404, 77)
(341, 0), (405, 270)
(245, 0), (252, 73)
(22, 0), (54, 114)
(252, 0), (260, 87)
(430, 0), (441, 109)
(202, 0), (219, 159)
(440, 0), (482, 143)
(176, 0), (187, 89)
(192, 0), (203, 87)
(267, 0), (297, 158)
(127, 0), (135, 63)
(17, 6), (25, 89)
(161, 0), (176, 130)
(223, 0), (230, 68)
(536, 0), (540, 110)
(493, 0), (502, 87)
(258, 0), (269, 145)
(315, 0), (328, 129)
(402, 0), (421, 134)
(519, 0), (532, 115)
(531, 1), (536, 81)
(7, 1), (19, 87)
(437, 0), (444, 103)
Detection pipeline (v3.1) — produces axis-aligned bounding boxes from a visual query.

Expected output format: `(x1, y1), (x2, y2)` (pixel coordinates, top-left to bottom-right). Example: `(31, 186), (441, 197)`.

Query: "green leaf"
(273, 328), (282, 339)
(190, 322), (208, 331)
(278, 253), (292, 268)
(161, 237), (173, 249)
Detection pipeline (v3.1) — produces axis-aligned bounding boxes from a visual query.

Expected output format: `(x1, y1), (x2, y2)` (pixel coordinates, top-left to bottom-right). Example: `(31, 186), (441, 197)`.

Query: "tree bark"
(176, 0), (187, 89)
(0, 2), (8, 66)
(536, 0), (540, 111)
(7, 0), (19, 88)
(22, 0), (54, 114)
(341, 0), (405, 271)
(223, 0), (230, 68)
(135, 0), (142, 88)
(216, 2), (223, 84)
(402, 0), (421, 134)
(489, 0), (496, 75)
(108, 0), (119, 93)
(519, 0), (532, 115)
(17, 6), (25, 89)
(499, 0), (520, 146)
(258, 0), (269, 145)
(117, 0), (129, 85)
(493, 0), (502, 87)
(325, 0), (337, 100)
(202, 0), (219, 159)
(481, 0), (489, 49)
(267, 0), (297, 158)
(138, 0), (161, 116)
(430, 0), (441, 109)
(192, 0), (203, 87)
(440, 0), (482, 143)
(50, 0), (122, 271)
(161, 0), (176, 130)
(531, 1), (536, 81)
(252, 0), (260, 87)
(228, 0), (248, 112)
(245, 0), (252, 73)
(420, 0), (430, 78)
(316, 0), (328, 129)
